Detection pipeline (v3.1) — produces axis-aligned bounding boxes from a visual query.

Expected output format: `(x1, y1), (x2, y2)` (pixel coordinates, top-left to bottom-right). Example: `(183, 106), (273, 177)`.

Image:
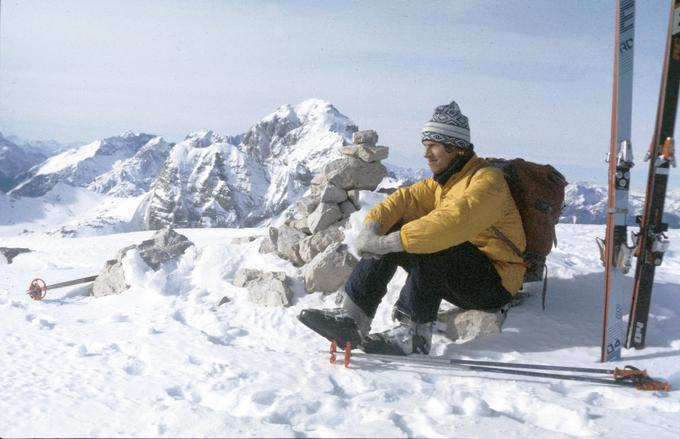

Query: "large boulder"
(322, 157), (386, 190)
(136, 228), (194, 270)
(351, 129), (378, 147)
(288, 217), (312, 235)
(92, 258), (129, 297)
(233, 268), (291, 307)
(274, 224), (306, 266)
(338, 145), (389, 163)
(298, 225), (346, 263)
(303, 243), (358, 293)
(437, 307), (508, 341)
(258, 228), (278, 254)
(295, 196), (319, 216)
(339, 200), (357, 219)
(91, 229), (194, 297)
(318, 183), (348, 204)
(307, 202), (343, 234)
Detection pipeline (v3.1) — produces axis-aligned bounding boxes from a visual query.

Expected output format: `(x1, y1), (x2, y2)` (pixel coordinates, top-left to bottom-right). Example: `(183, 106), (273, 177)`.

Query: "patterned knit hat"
(421, 101), (471, 149)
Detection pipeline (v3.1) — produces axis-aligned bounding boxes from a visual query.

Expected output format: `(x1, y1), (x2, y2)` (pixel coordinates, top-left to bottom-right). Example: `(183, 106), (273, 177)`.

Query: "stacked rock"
(260, 129), (389, 293)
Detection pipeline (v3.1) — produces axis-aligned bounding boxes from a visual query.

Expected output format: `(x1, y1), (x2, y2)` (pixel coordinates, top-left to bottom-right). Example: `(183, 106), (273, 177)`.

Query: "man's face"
(423, 140), (457, 174)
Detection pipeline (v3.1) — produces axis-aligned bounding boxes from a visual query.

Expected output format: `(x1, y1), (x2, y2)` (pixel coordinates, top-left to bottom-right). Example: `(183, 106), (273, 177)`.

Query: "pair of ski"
(601, 0), (678, 362)
(329, 342), (669, 392)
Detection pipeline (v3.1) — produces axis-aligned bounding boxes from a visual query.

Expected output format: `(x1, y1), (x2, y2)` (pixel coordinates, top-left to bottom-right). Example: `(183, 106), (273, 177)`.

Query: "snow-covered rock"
(92, 229), (194, 297)
(233, 268), (291, 307)
(92, 258), (129, 297)
(0, 247), (31, 265)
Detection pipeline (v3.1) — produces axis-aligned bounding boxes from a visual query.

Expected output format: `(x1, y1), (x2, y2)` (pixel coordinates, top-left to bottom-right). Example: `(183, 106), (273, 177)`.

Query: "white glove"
(353, 221), (403, 258)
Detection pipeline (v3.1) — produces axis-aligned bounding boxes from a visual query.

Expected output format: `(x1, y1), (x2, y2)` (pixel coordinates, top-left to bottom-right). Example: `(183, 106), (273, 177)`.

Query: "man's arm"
(364, 179), (436, 235)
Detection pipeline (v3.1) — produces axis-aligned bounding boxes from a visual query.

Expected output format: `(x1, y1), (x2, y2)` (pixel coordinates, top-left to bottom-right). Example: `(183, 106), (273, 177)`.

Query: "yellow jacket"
(365, 154), (526, 295)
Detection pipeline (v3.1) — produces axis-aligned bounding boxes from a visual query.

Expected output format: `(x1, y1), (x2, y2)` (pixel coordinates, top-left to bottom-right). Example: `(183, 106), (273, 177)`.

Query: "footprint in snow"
(165, 385), (201, 403)
(123, 357), (146, 376)
(166, 386), (184, 400)
(108, 313), (130, 323)
(27, 313), (57, 329)
(188, 355), (203, 366)
(11, 300), (27, 309)
(38, 318), (57, 330)
(251, 389), (277, 406)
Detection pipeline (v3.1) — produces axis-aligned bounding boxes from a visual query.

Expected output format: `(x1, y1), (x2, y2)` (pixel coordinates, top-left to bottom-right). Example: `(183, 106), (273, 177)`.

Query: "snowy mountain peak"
(183, 130), (223, 148)
(240, 99), (356, 163)
(294, 98), (349, 126)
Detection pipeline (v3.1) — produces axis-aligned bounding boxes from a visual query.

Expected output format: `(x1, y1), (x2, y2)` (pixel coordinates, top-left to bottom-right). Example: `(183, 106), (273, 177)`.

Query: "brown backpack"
(475, 158), (568, 305)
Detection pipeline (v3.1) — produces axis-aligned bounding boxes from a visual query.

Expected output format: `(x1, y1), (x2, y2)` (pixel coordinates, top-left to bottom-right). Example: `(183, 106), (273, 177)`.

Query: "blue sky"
(1, 0), (678, 189)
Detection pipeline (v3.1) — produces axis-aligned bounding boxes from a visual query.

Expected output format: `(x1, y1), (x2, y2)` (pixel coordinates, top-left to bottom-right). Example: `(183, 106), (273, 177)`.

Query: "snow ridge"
(10, 132), (159, 197)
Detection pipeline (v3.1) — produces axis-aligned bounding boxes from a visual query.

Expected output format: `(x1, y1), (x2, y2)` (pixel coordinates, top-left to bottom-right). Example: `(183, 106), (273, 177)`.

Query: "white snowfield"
(1, 212), (679, 437)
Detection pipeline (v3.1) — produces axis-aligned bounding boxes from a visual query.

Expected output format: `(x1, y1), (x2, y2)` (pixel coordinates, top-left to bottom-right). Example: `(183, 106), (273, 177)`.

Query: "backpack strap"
(469, 163), (525, 261)
(490, 225), (524, 259)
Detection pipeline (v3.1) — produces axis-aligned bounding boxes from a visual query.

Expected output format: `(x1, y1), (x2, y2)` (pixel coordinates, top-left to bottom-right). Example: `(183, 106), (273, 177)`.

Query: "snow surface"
(1, 192), (679, 438)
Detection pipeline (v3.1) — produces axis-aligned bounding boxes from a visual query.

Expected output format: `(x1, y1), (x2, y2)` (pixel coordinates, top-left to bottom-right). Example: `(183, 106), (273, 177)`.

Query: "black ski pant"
(345, 241), (513, 324)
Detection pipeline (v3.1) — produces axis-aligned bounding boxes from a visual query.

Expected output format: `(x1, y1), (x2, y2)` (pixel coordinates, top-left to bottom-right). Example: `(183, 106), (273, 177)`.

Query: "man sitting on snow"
(298, 100), (526, 355)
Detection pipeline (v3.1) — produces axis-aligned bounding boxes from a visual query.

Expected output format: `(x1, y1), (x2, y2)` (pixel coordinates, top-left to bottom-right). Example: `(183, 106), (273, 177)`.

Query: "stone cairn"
(249, 130), (388, 301)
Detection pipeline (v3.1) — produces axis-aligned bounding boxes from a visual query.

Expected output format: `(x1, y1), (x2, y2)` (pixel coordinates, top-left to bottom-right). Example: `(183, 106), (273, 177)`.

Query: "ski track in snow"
(0, 225), (679, 437)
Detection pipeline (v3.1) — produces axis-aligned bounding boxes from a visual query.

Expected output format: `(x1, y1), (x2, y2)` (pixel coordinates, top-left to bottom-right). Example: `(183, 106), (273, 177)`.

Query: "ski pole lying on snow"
(26, 276), (98, 301)
(329, 342), (670, 392)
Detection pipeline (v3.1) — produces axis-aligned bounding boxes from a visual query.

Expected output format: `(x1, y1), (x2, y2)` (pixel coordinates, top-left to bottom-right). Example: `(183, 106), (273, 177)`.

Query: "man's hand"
(353, 221), (403, 258)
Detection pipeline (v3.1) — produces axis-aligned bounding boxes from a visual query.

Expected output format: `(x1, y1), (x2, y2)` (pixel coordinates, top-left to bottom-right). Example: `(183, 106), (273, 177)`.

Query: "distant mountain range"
(560, 182), (680, 228)
(1, 100), (679, 232)
(0, 134), (47, 192)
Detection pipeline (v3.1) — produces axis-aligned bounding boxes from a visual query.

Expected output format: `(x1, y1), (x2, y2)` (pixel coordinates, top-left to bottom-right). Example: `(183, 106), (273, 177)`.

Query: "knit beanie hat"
(421, 101), (471, 149)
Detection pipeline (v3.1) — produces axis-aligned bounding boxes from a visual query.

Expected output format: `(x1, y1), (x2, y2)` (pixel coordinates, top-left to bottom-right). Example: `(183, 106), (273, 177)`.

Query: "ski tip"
(636, 379), (670, 392)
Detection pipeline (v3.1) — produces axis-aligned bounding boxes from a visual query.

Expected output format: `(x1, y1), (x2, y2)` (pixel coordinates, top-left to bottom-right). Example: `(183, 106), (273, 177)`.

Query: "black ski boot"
(298, 294), (372, 349)
(297, 308), (363, 348)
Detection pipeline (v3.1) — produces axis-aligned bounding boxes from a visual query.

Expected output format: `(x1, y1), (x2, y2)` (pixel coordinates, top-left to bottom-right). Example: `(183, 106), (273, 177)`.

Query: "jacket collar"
(433, 153), (480, 187)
